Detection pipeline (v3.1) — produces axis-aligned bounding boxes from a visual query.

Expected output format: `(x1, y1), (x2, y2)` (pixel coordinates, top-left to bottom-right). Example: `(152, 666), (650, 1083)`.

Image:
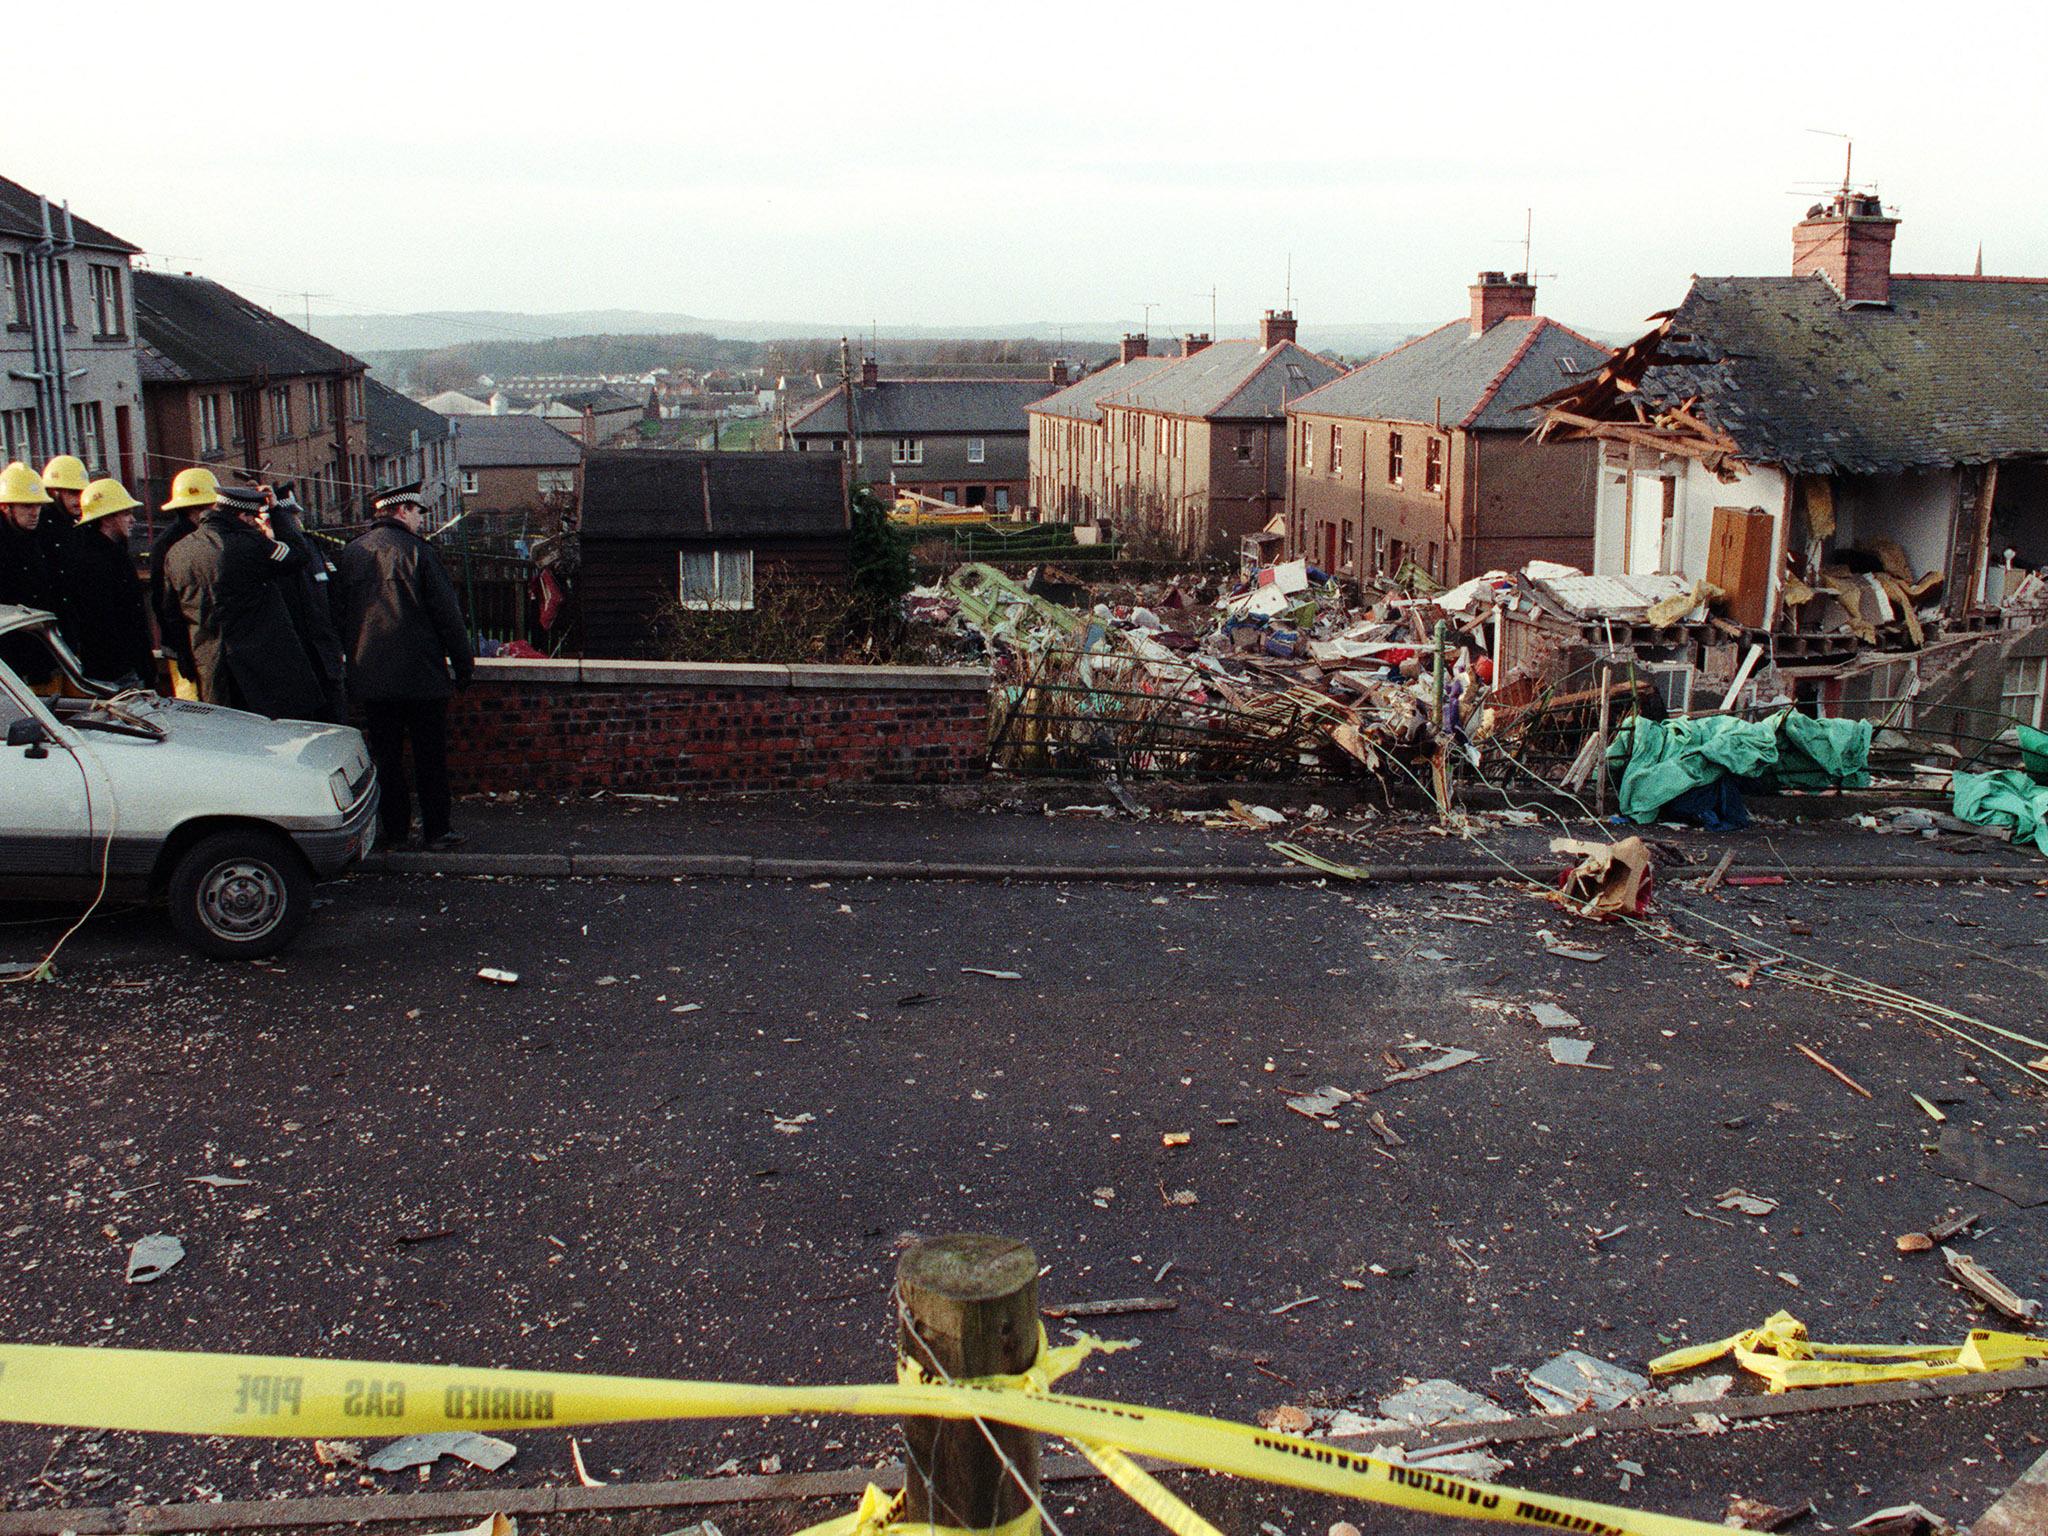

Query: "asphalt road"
(2, 864), (2045, 1528)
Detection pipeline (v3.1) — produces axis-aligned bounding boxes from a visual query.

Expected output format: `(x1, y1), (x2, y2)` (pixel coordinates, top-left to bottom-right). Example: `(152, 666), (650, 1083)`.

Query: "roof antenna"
(1285, 253), (1292, 312)
(1138, 301), (1159, 337)
(1804, 128), (1854, 195)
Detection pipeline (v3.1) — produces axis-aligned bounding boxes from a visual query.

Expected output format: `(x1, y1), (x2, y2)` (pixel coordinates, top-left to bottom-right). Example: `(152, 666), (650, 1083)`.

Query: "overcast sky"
(16, 0), (2046, 339)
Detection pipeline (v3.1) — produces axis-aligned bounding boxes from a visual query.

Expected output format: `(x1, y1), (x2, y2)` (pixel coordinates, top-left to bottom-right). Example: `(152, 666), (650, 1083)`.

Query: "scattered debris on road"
(123, 1233), (183, 1285)
(366, 1431), (516, 1473)
(1942, 1246), (2043, 1322)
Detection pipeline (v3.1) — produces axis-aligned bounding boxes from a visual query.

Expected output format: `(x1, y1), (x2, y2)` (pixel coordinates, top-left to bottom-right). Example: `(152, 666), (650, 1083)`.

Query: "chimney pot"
(1258, 309), (1298, 348)
(1048, 357), (1070, 386)
(1118, 332), (1149, 364)
(1793, 191), (1899, 305)
(1181, 333), (1212, 357)
(859, 357), (879, 387)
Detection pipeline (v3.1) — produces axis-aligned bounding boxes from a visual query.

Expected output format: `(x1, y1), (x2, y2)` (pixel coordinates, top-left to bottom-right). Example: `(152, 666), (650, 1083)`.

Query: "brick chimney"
(1118, 333), (1149, 365)
(1181, 333), (1212, 357)
(1259, 309), (1298, 348)
(1048, 358), (1070, 387)
(1469, 271), (1536, 336)
(1793, 191), (1898, 305)
(859, 357), (879, 387)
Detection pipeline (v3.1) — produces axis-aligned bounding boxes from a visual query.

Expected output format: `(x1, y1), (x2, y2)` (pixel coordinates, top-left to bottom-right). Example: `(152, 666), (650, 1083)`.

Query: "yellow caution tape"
(1648, 1310), (2048, 1391)
(0, 1339), (1735, 1536)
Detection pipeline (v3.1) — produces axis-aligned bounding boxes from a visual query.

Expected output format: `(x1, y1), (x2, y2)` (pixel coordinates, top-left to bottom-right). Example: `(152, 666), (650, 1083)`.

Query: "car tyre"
(167, 829), (312, 960)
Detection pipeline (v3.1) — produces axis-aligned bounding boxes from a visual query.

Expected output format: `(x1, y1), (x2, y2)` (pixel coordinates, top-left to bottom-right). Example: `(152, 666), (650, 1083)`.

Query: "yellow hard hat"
(162, 466), (222, 512)
(79, 477), (143, 525)
(40, 454), (89, 493)
(0, 460), (52, 506)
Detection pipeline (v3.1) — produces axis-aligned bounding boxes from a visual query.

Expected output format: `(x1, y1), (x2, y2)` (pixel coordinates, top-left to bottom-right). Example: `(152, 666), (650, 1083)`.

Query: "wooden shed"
(577, 448), (850, 657)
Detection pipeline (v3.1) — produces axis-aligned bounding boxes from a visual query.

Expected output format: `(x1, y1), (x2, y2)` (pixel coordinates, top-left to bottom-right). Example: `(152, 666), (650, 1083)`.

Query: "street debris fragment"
(960, 967), (1023, 980)
(184, 1174), (253, 1188)
(1724, 1496), (1817, 1532)
(124, 1233), (184, 1285)
(313, 1439), (363, 1466)
(772, 1112), (817, 1134)
(1383, 1047), (1479, 1084)
(1794, 1042), (1871, 1098)
(1547, 836), (1652, 921)
(1161, 1131), (1191, 1147)
(1973, 1447), (2048, 1536)
(569, 1437), (605, 1487)
(366, 1430), (517, 1473)
(1846, 1505), (1950, 1536)
(1286, 1086), (1353, 1120)
(1524, 1350), (1648, 1414)
(1535, 930), (1606, 963)
(1375, 1379), (1511, 1429)
(1715, 1189), (1780, 1218)
(1942, 1246), (2043, 1322)
(1895, 1232), (1934, 1254)
(1936, 1125), (2048, 1207)
(1545, 1038), (1607, 1069)
(1527, 1002), (1581, 1032)
(1041, 1297), (1178, 1320)
(476, 968), (520, 986)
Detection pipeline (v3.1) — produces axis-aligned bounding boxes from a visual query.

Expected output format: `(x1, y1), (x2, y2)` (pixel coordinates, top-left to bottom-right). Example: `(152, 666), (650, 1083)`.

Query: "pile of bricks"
(445, 659), (991, 795)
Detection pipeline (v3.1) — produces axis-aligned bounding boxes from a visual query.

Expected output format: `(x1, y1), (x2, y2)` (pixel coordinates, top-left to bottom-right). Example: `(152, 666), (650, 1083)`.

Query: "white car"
(0, 604), (379, 959)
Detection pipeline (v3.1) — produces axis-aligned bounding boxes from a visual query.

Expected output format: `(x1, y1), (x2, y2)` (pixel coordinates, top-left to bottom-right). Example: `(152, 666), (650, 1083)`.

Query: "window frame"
(199, 394), (223, 455)
(267, 384), (293, 441)
(1328, 425), (1343, 473)
(677, 547), (756, 611)
(1298, 422), (1314, 470)
(1387, 431), (1404, 486)
(71, 402), (104, 471)
(967, 437), (986, 465)
(891, 437), (923, 465)
(1, 253), (24, 327)
(459, 469), (480, 495)
(2002, 656), (2047, 730)
(1425, 436), (1445, 493)
(89, 263), (125, 338)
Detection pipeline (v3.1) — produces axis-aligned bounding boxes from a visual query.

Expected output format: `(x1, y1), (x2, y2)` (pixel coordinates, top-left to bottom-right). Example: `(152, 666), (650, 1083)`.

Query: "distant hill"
(307, 309), (1440, 361)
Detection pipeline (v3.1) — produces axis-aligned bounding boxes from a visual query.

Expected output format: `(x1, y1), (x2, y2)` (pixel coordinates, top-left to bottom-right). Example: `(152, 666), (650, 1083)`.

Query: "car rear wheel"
(167, 829), (311, 960)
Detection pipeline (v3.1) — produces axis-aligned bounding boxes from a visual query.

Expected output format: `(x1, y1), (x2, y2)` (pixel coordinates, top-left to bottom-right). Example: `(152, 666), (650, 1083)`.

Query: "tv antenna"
(1137, 301), (1160, 336)
(1805, 128), (1855, 193)
(1191, 286), (1217, 338)
(1500, 210), (1557, 284)
(298, 290), (333, 330)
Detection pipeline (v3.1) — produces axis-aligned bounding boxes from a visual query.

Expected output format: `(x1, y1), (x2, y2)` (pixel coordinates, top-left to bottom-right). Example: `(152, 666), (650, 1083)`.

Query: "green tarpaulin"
(1951, 769), (2048, 854)
(1606, 710), (1873, 825)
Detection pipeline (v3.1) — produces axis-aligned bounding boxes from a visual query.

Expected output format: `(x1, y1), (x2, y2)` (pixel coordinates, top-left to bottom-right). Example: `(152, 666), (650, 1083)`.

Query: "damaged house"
(1538, 191), (2048, 730)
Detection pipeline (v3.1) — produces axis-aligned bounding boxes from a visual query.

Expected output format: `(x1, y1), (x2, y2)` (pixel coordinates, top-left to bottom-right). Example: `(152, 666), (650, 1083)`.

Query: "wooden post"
(1594, 661), (1613, 819)
(896, 1234), (1041, 1535)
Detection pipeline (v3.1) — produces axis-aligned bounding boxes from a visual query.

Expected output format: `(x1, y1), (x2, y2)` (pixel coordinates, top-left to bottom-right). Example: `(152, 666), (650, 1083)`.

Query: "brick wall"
(444, 657), (991, 795)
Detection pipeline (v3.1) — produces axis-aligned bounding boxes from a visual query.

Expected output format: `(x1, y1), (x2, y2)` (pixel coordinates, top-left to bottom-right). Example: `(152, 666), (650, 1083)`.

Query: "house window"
(1298, 423), (1314, 469)
(1833, 658), (1919, 730)
(89, 264), (125, 337)
(228, 393), (244, 445)
(2, 254), (23, 326)
(56, 262), (74, 327)
(1340, 522), (1354, 571)
(1371, 526), (1387, 575)
(267, 385), (293, 441)
(198, 395), (223, 455)
(678, 548), (755, 611)
(1329, 426), (1343, 473)
(2002, 656), (2047, 729)
(347, 377), (364, 417)
(1425, 437), (1444, 492)
(70, 403), (104, 470)
(892, 437), (923, 465)
(942, 488), (958, 504)
(537, 469), (576, 495)
(307, 381), (326, 432)
(1236, 429), (1255, 464)
(968, 438), (986, 464)
(1387, 431), (1404, 485)
(460, 470), (480, 495)
(1, 407), (35, 461)
(993, 487), (1010, 512)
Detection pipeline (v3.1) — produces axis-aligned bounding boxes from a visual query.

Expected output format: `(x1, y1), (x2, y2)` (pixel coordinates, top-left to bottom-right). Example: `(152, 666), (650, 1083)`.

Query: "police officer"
(65, 478), (156, 686)
(37, 453), (88, 644)
(162, 480), (323, 720)
(150, 466), (218, 698)
(0, 460), (61, 690)
(260, 482), (348, 723)
(337, 481), (473, 849)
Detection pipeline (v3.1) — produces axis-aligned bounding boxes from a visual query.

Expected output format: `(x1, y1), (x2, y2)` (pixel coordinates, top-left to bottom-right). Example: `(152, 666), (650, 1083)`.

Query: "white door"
(0, 685), (93, 892)
(1627, 474), (1670, 574)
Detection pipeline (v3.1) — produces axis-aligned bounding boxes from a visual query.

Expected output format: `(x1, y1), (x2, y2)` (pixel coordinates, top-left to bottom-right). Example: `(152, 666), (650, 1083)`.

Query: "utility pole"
(839, 335), (858, 528)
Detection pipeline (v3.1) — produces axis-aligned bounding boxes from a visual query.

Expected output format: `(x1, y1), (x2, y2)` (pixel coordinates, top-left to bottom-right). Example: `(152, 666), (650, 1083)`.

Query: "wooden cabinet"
(1707, 505), (1775, 630)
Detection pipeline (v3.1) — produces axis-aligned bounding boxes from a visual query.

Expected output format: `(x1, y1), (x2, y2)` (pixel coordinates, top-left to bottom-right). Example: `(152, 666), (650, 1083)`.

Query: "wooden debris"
(1795, 1043), (1871, 1098)
(1042, 1296), (1180, 1320)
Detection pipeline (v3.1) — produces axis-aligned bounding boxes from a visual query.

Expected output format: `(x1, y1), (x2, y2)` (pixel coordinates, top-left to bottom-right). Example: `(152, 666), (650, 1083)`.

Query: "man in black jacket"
(0, 460), (59, 690)
(36, 453), (88, 647)
(262, 484), (348, 723)
(64, 478), (155, 685)
(337, 482), (474, 849)
(162, 481), (324, 720)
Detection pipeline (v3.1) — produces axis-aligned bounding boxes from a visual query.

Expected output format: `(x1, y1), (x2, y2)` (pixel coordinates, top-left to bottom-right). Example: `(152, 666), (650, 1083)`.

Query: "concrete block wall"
(445, 657), (992, 795)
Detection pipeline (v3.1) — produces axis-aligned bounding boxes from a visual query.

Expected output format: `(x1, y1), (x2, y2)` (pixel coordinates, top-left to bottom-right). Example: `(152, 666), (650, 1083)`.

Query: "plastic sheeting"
(1607, 711), (1873, 825)
(1951, 770), (2048, 854)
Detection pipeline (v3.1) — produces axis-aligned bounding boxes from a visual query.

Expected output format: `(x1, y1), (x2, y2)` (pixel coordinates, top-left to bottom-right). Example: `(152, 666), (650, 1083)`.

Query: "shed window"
(679, 548), (756, 610)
